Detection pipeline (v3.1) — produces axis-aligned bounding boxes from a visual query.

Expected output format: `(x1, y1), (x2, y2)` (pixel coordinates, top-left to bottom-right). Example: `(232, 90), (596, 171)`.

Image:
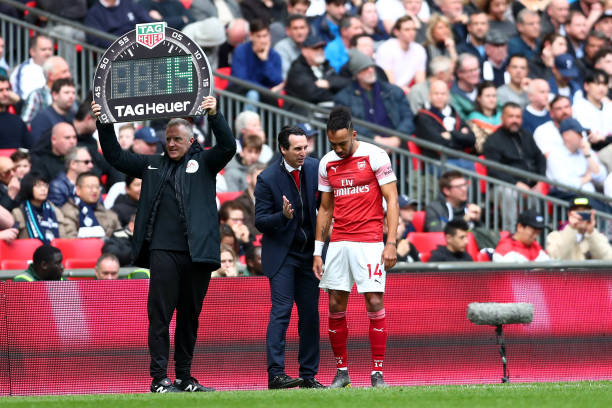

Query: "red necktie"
(291, 169), (300, 190)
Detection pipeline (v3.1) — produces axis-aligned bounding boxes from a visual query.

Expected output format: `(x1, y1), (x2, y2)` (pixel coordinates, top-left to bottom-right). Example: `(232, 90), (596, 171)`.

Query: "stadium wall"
(1, 271), (612, 396)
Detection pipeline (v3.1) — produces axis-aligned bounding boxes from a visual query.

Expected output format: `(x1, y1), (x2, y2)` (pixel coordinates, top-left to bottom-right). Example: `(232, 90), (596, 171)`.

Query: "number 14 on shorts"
(367, 264), (383, 279)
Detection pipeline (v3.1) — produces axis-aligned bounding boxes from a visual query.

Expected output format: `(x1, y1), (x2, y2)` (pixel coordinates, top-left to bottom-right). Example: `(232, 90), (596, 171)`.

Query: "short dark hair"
(30, 34), (51, 50)
(550, 94), (571, 109)
(76, 171), (99, 187)
(325, 0), (345, 5)
(96, 253), (119, 270)
(290, 0), (311, 6)
(350, 33), (371, 48)
(584, 69), (609, 84)
(507, 54), (528, 66)
(219, 201), (246, 223)
(439, 170), (464, 194)
(586, 30), (610, 45)
(0, 74), (8, 84)
(474, 80), (497, 114)
(10, 150), (30, 163)
(501, 101), (522, 113)
(33, 244), (61, 267)
(241, 134), (263, 151)
(18, 172), (49, 202)
(286, 14), (307, 27)
(444, 219), (469, 236)
(327, 106), (353, 134)
(250, 19), (270, 34)
(75, 95), (94, 121)
(594, 47), (612, 65)
(277, 125), (306, 152)
(393, 15), (415, 33)
(51, 77), (75, 94)
(339, 15), (357, 32)
(125, 175), (138, 188)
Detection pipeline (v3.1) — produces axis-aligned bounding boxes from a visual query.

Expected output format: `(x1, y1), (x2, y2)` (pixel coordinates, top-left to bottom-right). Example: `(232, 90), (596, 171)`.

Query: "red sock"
(368, 309), (387, 372)
(329, 311), (348, 369)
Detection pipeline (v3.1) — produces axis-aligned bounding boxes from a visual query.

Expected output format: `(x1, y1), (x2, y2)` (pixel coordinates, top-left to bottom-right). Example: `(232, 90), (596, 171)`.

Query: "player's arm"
(312, 190), (334, 280)
(381, 181), (399, 270)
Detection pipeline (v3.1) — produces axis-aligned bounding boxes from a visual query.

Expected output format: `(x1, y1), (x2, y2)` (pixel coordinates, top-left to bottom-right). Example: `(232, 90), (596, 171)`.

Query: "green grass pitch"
(2, 382), (612, 408)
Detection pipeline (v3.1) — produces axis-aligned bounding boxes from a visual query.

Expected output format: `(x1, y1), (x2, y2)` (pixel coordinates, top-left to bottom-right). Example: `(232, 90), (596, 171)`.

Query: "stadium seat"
(0, 239), (43, 270)
(64, 258), (98, 269)
(0, 148), (16, 157)
(50, 238), (104, 267)
(420, 252), (431, 262)
(476, 251), (491, 262)
(214, 67), (231, 90)
(407, 141), (422, 170)
(474, 156), (487, 194)
(217, 191), (242, 205)
(408, 232), (480, 260)
(412, 211), (425, 232)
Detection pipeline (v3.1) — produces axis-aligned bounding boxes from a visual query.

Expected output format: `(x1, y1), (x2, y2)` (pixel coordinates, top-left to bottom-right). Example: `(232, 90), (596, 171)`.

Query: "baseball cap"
(559, 118), (584, 134)
(302, 33), (326, 48)
(182, 17), (226, 48)
(554, 54), (579, 78)
(596, 9), (612, 25)
(485, 30), (507, 45)
(398, 195), (418, 209)
(347, 49), (375, 76)
(517, 209), (546, 230)
(296, 122), (317, 138)
(570, 197), (592, 211)
(135, 127), (159, 144)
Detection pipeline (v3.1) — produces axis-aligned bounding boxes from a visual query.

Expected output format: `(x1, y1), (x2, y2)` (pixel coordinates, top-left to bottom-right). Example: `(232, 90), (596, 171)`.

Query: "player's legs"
(328, 289), (351, 388)
(364, 292), (387, 377)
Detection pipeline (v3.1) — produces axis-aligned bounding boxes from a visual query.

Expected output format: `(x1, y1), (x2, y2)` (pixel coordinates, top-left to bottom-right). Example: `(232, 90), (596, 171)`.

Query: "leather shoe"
(268, 374), (303, 389)
(300, 378), (326, 388)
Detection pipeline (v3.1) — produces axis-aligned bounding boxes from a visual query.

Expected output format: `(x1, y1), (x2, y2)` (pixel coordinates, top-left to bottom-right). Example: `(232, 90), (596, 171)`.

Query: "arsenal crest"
(136, 22), (167, 49)
(357, 160), (366, 170)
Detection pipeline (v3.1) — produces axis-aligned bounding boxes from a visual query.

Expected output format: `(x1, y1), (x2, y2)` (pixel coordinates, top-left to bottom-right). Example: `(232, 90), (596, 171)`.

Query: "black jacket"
(415, 106), (475, 158)
(112, 193), (138, 227)
(31, 149), (66, 182)
(429, 245), (473, 262)
(482, 127), (545, 187)
(97, 113), (236, 268)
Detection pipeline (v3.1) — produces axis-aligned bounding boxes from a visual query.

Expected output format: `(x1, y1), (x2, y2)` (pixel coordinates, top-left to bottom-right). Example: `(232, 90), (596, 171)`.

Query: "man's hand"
(465, 203), (481, 222)
(282, 195), (294, 219)
(516, 181), (531, 191)
(315, 79), (330, 89)
(396, 239), (410, 257)
(580, 138), (592, 156)
(580, 171), (592, 186)
(588, 130), (605, 144)
(200, 96), (217, 116)
(91, 101), (101, 119)
(0, 228), (18, 243)
(313, 255), (323, 280)
(255, 43), (270, 61)
(441, 131), (452, 140)
(381, 243), (397, 270)
(149, 10), (163, 20)
(232, 223), (250, 243)
(7, 176), (20, 199)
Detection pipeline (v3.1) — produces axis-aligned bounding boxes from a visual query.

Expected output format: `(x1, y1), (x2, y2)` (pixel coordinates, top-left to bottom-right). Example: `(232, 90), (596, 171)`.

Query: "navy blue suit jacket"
(254, 156), (319, 278)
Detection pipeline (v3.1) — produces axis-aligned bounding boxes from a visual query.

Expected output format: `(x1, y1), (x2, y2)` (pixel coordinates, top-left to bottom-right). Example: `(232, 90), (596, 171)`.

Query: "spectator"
(483, 103), (546, 231)
(325, 15), (364, 72)
(132, 126), (160, 155)
(377, 0), (428, 38)
(482, 30), (509, 87)
(571, 0), (605, 28)
(139, 0), (195, 30)
(85, 0), (152, 48)
(285, 33), (349, 115)
(0, 75), (29, 149)
(112, 176), (141, 227)
(540, 0), (570, 37)
(102, 213), (135, 266)
(415, 79), (475, 166)
(397, 194), (418, 237)
(224, 134), (263, 192)
(12, 244), (64, 282)
(0, 157), (19, 211)
(296, 122), (319, 158)
(456, 11), (489, 65)
(11, 172), (65, 242)
(31, 122), (78, 182)
(94, 253), (121, 280)
(240, 0), (284, 24)
(522, 79), (552, 135)
(48, 146), (93, 208)
(230, 19), (284, 107)
(189, 0), (242, 25)
(310, 0), (346, 43)
(338, 34), (388, 82)
(533, 95), (572, 157)
(546, 197), (612, 260)
(358, 1), (389, 42)
(218, 18), (250, 68)
(408, 56), (454, 115)
(60, 172), (121, 238)
(117, 123), (135, 151)
(234, 162), (267, 234)
(274, 14), (310, 79)
(212, 244), (247, 277)
(451, 53), (481, 120)
(10, 151), (31, 181)
(29, 78), (76, 147)
(423, 13), (458, 67)
(546, 118), (608, 211)
(572, 70), (612, 172)
(234, 110), (274, 163)
(270, 0), (310, 45)
(580, 31), (610, 78)
(497, 55), (530, 109)
(9, 34), (53, 100)
(429, 219), (474, 262)
(594, 47), (612, 99)
(468, 81), (501, 153)
(484, 0), (518, 39)
(548, 53), (583, 103)
(565, 10), (588, 59)
(507, 9), (541, 61)
(0, 204), (17, 243)
(376, 15), (427, 94)
(182, 17), (227, 71)
(334, 50), (415, 149)
(594, 9), (612, 38)
(21, 56), (71, 125)
(424, 170), (482, 232)
(245, 244), (263, 275)
(220, 222), (240, 255)
(529, 33), (568, 84)
(219, 200), (254, 252)
(493, 209), (550, 262)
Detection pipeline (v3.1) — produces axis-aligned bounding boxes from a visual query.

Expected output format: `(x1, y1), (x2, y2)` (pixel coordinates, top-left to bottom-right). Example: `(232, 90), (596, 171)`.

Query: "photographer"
(546, 197), (612, 261)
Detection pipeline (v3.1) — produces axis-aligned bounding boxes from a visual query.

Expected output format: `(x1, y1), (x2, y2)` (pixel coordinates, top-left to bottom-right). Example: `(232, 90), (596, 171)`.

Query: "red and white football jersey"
(318, 141), (396, 242)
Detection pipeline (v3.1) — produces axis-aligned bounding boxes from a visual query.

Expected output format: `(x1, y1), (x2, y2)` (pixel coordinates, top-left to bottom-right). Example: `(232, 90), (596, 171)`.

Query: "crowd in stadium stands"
(3, 0), (612, 277)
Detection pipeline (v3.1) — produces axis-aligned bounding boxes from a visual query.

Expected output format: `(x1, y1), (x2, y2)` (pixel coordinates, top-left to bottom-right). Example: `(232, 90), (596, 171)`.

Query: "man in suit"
(254, 125), (323, 389)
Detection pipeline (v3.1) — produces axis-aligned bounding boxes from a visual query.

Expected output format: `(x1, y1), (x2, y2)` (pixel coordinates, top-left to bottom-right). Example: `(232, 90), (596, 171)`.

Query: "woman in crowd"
(212, 244), (248, 277)
(10, 150), (31, 180)
(529, 33), (568, 79)
(423, 13), (457, 69)
(481, 0), (518, 39)
(11, 172), (65, 243)
(468, 81), (501, 153)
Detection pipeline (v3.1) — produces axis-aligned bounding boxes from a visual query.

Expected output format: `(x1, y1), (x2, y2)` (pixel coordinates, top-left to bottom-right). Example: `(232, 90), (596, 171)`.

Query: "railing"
(1, 0), (611, 234)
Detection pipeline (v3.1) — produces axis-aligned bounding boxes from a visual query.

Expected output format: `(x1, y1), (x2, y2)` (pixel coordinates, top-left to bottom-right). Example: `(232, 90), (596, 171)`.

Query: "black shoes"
(150, 377), (181, 393)
(329, 369), (351, 388)
(174, 377), (215, 392)
(300, 378), (326, 388)
(371, 372), (387, 388)
(268, 374), (304, 389)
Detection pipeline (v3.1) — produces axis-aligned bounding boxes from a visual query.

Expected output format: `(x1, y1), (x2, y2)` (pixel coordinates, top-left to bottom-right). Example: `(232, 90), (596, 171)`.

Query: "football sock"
(329, 311), (348, 369)
(368, 308), (387, 372)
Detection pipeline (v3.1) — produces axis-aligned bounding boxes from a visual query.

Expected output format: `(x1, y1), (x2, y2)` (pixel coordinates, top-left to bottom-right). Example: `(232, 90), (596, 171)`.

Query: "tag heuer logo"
(136, 22), (167, 49)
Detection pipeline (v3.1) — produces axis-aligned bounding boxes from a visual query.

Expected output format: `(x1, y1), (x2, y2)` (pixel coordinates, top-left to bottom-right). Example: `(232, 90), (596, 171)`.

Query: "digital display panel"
(111, 56), (194, 99)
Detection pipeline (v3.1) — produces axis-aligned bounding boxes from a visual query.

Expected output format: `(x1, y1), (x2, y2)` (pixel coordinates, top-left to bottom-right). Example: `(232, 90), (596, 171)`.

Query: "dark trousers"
(266, 252), (320, 379)
(148, 250), (212, 380)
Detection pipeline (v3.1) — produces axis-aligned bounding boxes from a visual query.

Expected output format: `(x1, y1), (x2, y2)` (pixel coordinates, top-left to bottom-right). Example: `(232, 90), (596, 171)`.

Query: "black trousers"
(148, 250), (212, 380)
(266, 252), (320, 380)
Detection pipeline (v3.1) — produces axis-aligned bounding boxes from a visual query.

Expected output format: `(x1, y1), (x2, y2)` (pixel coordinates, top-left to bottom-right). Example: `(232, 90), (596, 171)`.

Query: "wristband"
(314, 240), (324, 256)
(386, 242), (397, 247)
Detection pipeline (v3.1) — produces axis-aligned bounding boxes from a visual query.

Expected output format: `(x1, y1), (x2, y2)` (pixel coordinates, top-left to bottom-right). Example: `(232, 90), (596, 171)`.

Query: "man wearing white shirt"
(9, 34), (53, 100)
(533, 95), (572, 158)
